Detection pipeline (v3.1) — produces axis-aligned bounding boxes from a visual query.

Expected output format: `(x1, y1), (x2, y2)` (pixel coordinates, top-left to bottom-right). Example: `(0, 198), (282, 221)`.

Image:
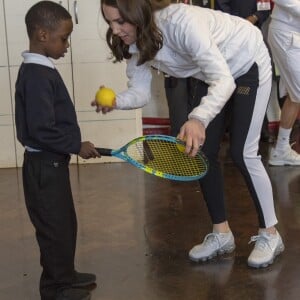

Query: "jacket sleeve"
(168, 12), (236, 128)
(115, 54), (152, 110)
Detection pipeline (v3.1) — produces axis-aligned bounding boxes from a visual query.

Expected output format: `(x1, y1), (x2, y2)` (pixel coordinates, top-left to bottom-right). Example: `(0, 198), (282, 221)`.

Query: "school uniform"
(15, 52), (81, 299)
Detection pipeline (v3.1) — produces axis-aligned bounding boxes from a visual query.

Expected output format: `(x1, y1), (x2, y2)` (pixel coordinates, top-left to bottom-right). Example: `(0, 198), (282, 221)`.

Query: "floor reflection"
(0, 124), (299, 299)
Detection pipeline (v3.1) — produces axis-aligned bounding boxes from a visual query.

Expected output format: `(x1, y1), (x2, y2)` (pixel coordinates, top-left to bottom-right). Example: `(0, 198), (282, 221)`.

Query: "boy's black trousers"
(22, 151), (77, 300)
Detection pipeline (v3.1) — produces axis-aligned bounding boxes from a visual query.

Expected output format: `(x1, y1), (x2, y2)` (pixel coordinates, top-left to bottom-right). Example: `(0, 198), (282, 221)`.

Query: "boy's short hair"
(25, 1), (72, 38)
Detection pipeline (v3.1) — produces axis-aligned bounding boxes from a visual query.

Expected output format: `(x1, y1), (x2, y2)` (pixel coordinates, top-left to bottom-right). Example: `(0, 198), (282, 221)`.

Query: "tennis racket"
(95, 134), (208, 181)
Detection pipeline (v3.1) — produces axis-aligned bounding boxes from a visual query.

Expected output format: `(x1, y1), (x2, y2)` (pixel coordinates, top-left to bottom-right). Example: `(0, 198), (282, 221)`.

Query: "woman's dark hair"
(101, 0), (170, 65)
(151, 0), (173, 10)
(25, 1), (71, 38)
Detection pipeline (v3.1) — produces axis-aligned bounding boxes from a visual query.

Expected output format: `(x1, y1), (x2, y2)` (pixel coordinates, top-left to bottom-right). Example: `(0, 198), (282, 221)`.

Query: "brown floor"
(0, 129), (300, 300)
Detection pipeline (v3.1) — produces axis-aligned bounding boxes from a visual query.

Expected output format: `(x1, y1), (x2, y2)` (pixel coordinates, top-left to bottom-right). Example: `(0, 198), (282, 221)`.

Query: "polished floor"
(0, 131), (300, 300)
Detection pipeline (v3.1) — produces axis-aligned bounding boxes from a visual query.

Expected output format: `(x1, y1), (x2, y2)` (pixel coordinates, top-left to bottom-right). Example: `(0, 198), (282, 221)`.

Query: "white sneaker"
(269, 147), (300, 166)
(247, 230), (284, 268)
(189, 231), (235, 262)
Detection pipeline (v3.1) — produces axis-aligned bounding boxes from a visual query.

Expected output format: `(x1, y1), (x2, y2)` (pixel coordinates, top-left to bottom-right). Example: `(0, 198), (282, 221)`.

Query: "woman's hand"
(177, 119), (206, 157)
(91, 99), (116, 114)
(91, 85), (116, 114)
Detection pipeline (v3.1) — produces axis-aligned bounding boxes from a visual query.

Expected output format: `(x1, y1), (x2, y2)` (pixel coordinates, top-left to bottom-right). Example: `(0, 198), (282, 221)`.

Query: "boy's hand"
(79, 141), (101, 159)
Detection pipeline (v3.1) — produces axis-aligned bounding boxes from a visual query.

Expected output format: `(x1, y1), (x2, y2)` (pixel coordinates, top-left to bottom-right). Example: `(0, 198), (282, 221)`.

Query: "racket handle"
(95, 147), (113, 156)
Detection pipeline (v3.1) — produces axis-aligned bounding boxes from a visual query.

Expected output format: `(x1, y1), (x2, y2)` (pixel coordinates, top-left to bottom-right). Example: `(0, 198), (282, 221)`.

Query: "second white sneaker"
(269, 147), (300, 166)
(189, 231), (235, 262)
(247, 230), (284, 268)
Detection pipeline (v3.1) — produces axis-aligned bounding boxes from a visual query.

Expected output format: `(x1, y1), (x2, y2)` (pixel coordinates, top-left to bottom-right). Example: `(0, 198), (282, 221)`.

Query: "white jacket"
(116, 4), (271, 128)
(271, 0), (300, 32)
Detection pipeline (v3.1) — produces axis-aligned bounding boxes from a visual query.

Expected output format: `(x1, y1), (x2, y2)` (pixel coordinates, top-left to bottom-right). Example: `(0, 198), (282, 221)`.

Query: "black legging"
(164, 63), (277, 227)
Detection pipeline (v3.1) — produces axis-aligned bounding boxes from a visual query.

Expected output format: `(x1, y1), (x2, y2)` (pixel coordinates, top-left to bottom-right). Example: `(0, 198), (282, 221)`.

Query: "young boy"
(15, 1), (100, 299)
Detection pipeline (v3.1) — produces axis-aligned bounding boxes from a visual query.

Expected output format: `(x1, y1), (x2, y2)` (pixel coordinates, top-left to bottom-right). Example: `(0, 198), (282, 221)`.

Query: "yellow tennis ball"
(176, 142), (186, 153)
(95, 87), (116, 107)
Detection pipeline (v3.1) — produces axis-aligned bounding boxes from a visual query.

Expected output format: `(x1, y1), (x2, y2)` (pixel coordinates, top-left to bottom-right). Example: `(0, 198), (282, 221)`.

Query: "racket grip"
(95, 147), (113, 156)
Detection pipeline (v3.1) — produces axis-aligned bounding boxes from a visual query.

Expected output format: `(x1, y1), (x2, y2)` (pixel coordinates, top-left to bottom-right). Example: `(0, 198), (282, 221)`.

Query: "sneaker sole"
(269, 160), (300, 166)
(71, 281), (96, 288)
(189, 244), (236, 263)
(56, 291), (91, 300)
(247, 244), (285, 268)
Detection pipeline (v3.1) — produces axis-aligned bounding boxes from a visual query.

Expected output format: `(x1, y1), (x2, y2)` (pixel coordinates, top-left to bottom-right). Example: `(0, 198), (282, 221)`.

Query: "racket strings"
(126, 139), (207, 177)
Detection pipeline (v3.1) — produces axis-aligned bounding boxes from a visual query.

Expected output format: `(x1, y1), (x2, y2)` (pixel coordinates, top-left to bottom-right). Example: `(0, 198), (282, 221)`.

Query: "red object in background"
(142, 117), (171, 135)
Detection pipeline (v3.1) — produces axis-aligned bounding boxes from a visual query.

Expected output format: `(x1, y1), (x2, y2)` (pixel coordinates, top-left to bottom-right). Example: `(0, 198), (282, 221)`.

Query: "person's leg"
(164, 76), (189, 136)
(277, 78), (287, 109)
(166, 76), (230, 226)
(268, 26), (300, 165)
(22, 152), (80, 299)
(229, 64), (277, 228)
(188, 81), (235, 262)
(229, 64), (284, 267)
(165, 76), (230, 227)
(188, 79), (230, 228)
(273, 95), (300, 147)
(199, 107), (229, 228)
(166, 76), (231, 229)
(261, 115), (270, 142)
(165, 76), (232, 232)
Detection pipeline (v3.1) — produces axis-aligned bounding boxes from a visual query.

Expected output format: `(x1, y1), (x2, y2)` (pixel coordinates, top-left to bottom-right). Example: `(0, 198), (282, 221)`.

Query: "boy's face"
(42, 19), (73, 59)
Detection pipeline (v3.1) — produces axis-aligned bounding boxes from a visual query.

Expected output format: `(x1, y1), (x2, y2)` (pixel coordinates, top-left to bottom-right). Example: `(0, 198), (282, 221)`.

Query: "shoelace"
(203, 233), (222, 248)
(248, 234), (272, 251)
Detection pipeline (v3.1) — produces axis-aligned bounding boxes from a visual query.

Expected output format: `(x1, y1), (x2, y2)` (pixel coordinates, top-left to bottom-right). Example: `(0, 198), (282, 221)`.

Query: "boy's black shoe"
(71, 271), (96, 288)
(56, 288), (91, 300)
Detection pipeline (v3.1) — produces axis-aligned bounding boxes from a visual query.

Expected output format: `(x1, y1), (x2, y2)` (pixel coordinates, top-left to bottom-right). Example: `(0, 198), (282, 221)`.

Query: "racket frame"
(96, 134), (208, 181)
